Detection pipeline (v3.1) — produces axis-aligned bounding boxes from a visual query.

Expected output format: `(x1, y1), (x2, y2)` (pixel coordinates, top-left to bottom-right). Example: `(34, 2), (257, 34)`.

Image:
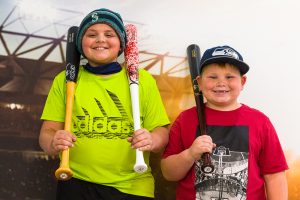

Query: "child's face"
(197, 63), (247, 111)
(82, 23), (121, 66)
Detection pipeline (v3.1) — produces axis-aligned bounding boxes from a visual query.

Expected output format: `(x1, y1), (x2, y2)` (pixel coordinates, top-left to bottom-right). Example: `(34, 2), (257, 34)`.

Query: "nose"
(216, 78), (226, 86)
(96, 34), (105, 43)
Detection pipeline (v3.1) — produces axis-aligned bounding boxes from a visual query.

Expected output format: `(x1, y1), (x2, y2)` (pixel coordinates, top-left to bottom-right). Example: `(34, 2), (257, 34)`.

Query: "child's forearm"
(150, 126), (169, 153)
(39, 121), (64, 156)
(264, 171), (288, 200)
(39, 126), (58, 155)
(161, 149), (195, 181)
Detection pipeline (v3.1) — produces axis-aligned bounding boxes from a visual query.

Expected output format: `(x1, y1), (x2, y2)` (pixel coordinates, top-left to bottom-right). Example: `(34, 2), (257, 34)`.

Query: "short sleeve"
(259, 118), (288, 174)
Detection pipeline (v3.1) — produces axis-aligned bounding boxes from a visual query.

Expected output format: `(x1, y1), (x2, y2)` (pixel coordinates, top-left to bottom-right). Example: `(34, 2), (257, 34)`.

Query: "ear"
(241, 75), (247, 90)
(196, 75), (202, 90)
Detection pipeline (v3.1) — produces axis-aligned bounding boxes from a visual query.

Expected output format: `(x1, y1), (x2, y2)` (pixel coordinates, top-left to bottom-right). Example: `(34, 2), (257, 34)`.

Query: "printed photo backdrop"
(1, 0), (299, 199)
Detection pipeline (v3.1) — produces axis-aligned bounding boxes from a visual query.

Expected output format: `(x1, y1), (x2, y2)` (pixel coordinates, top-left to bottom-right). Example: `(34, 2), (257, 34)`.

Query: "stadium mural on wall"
(0, 0), (298, 199)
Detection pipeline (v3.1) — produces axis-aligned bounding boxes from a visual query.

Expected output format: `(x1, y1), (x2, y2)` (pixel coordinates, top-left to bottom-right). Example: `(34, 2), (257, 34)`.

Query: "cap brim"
(200, 56), (249, 75)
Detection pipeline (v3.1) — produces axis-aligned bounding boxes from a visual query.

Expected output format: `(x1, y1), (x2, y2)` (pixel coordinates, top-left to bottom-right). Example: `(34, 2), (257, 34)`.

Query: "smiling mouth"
(213, 90), (228, 94)
(93, 47), (107, 50)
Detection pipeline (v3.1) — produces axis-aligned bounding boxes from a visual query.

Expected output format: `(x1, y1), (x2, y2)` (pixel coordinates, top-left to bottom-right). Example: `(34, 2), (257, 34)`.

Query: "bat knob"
(201, 165), (215, 174)
(134, 163), (148, 173)
(200, 153), (215, 174)
(59, 173), (69, 180)
(134, 149), (148, 173)
(55, 167), (73, 181)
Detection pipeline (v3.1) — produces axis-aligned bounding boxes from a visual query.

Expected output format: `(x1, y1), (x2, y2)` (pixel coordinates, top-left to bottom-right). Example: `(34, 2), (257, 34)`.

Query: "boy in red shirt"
(161, 45), (288, 200)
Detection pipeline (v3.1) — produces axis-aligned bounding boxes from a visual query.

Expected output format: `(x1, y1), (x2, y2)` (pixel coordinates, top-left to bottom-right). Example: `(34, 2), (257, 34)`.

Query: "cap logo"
(212, 47), (239, 59)
(91, 12), (98, 22)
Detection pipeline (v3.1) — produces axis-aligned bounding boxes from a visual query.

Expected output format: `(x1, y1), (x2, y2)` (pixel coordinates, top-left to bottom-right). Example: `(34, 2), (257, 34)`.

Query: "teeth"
(215, 90), (227, 93)
(95, 47), (106, 50)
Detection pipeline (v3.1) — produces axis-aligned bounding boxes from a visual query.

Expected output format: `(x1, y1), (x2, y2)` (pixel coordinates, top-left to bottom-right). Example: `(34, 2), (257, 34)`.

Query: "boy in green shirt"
(39, 8), (169, 200)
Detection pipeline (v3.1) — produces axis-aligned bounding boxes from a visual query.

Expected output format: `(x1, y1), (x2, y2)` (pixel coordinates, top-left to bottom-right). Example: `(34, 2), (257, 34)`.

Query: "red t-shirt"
(163, 104), (288, 200)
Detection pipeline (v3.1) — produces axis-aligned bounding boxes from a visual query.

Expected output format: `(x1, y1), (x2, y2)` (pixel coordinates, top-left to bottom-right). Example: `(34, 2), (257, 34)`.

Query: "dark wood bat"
(187, 44), (214, 174)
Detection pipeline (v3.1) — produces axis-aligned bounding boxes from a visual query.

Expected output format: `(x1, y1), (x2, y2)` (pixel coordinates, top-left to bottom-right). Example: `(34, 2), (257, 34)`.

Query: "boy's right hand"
(188, 135), (216, 161)
(51, 130), (76, 153)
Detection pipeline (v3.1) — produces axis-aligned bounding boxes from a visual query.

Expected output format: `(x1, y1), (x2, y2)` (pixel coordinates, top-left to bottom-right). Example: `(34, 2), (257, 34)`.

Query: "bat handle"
(130, 84), (148, 173)
(200, 130), (214, 174)
(201, 153), (214, 174)
(55, 82), (75, 180)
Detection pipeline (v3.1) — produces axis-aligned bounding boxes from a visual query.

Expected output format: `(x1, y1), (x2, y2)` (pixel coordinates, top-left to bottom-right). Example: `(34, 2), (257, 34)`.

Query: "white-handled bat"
(124, 24), (148, 173)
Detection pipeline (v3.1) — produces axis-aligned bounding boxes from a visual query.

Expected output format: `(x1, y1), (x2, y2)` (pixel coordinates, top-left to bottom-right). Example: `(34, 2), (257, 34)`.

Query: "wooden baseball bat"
(55, 26), (80, 180)
(187, 44), (214, 174)
(124, 24), (148, 173)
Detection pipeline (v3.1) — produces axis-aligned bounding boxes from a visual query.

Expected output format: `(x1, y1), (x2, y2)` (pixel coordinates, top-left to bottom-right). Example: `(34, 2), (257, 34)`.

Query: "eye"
(105, 33), (113, 37)
(208, 75), (217, 79)
(226, 75), (235, 79)
(105, 31), (116, 38)
(85, 32), (97, 38)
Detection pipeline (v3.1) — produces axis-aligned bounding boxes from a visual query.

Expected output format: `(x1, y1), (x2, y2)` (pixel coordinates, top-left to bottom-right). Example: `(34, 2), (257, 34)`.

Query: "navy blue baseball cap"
(199, 45), (249, 75)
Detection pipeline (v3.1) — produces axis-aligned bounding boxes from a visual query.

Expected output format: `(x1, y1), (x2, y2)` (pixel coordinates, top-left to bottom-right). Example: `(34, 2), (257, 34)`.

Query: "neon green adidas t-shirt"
(41, 66), (170, 197)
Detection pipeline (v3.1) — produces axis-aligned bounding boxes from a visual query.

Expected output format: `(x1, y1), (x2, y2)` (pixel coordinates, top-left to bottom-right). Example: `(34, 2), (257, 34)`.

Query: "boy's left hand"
(128, 128), (153, 151)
